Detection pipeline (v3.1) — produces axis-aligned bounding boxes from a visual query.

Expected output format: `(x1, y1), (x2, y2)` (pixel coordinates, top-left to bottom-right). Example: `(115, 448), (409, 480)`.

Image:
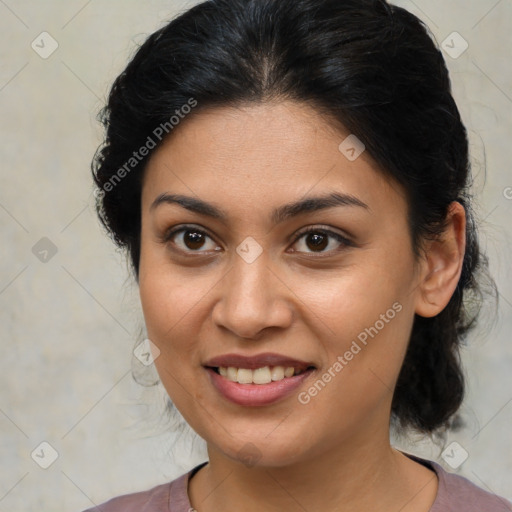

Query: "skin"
(138, 100), (466, 512)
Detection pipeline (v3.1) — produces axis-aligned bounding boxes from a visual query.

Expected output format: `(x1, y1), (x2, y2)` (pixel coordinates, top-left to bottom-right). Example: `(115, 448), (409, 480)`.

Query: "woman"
(85, 0), (511, 510)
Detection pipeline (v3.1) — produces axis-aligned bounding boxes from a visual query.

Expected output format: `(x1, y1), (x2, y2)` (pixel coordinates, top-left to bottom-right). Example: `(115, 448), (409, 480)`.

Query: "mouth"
(202, 352), (317, 406)
(206, 365), (316, 385)
(204, 360), (317, 406)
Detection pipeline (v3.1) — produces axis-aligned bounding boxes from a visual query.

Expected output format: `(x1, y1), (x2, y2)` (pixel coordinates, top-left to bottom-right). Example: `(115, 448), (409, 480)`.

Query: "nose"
(211, 248), (293, 339)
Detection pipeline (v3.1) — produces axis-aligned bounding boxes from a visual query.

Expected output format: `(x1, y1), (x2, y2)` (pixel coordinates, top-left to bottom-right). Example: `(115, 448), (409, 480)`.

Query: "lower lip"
(205, 367), (315, 406)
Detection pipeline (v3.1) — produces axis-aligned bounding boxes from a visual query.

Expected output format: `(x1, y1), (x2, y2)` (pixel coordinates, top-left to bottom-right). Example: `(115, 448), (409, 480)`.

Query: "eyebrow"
(150, 191), (369, 224)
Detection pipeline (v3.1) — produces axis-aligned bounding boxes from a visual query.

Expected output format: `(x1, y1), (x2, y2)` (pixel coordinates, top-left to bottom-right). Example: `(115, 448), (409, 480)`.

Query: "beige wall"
(0, 1), (510, 509)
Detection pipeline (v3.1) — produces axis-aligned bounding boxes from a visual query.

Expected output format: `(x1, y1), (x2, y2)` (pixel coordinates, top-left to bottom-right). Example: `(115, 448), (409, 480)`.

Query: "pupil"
(185, 231), (204, 250)
(307, 233), (327, 251)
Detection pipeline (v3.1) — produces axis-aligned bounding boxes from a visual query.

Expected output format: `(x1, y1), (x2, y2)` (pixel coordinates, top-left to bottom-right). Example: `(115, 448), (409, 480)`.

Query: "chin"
(213, 435), (309, 469)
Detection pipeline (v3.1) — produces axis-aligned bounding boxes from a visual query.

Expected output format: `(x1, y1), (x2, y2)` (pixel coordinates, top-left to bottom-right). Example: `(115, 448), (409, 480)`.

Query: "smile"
(211, 365), (312, 384)
(205, 366), (316, 406)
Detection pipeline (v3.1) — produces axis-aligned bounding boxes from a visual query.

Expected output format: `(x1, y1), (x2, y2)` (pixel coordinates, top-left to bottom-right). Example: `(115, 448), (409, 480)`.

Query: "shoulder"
(79, 466), (197, 512)
(420, 457), (512, 512)
(80, 481), (172, 512)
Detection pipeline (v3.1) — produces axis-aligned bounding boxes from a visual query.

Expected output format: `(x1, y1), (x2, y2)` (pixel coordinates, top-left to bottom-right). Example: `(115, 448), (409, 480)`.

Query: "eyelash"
(160, 224), (354, 257)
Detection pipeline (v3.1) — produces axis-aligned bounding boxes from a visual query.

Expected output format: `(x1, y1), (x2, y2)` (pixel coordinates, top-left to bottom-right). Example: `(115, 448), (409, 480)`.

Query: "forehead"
(141, 101), (406, 219)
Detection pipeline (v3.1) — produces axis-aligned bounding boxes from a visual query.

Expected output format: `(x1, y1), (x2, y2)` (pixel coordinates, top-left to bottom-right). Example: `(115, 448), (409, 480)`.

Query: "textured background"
(0, 1), (511, 510)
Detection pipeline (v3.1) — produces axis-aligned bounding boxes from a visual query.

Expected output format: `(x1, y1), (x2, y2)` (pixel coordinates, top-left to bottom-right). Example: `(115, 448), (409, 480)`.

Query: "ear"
(415, 201), (466, 318)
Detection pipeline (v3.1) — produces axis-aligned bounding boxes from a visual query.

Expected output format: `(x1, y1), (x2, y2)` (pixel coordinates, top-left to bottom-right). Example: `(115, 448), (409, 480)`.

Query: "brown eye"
(290, 227), (352, 255)
(163, 225), (220, 253)
(304, 232), (329, 252)
(182, 230), (207, 250)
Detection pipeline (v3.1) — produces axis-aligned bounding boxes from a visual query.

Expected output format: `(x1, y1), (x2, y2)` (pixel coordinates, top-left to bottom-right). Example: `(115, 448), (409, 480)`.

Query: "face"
(138, 101), (424, 468)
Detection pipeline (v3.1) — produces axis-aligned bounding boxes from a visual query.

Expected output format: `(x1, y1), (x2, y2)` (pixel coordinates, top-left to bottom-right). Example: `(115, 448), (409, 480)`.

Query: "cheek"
(138, 241), (207, 338)
(291, 254), (412, 339)
(138, 271), (205, 413)
(139, 273), (200, 363)
(288, 251), (415, 402)
(295, 299), (412, 438)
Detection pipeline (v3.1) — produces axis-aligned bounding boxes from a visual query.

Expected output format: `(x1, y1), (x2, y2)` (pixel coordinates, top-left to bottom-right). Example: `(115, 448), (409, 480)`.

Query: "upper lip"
(203, 352), (315, 371)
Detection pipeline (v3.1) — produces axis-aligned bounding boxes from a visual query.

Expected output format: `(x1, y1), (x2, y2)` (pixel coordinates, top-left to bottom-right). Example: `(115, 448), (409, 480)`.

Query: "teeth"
(237, 368), (254, 384)
(270, 366), (284, 381)
(284, 367), (294, 378)
(226, 366), (238, 381)
(253, 367), (271, 384)
(217, 365), (306, 384)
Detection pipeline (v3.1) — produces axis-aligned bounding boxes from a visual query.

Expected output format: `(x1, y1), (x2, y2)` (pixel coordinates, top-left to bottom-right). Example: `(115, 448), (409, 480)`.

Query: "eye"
(289, 226), (353, 255)
(161, 224), (353, 256)
(162, 225), (221, 254)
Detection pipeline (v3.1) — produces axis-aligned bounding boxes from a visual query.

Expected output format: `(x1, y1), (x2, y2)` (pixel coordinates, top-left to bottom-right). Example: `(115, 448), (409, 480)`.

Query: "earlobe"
(415, 201), (466, 318)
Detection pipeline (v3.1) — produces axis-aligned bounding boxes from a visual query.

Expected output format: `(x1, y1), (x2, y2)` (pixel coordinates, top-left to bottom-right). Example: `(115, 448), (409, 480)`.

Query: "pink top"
(81, 453), (512, 511)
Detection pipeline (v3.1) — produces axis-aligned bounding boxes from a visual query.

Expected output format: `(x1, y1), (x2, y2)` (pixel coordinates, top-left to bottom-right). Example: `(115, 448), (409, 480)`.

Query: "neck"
(188, 424), (438, 512)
